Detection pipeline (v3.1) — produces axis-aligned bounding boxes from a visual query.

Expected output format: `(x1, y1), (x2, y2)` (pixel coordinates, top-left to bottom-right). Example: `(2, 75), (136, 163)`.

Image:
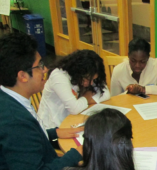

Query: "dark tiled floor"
(0, 24), (10, 36)
(0, 25), (56, 68)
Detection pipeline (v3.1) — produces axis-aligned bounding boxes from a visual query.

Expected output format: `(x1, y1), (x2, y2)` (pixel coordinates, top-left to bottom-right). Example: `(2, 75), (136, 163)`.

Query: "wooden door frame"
(50, 0), (155, 57)
(150, 0), (155, 58)
(49, 0), (77, 56)
(118, 0), (132, 55)
(96, 0), (132, 88)
(71, 0), (96, 51)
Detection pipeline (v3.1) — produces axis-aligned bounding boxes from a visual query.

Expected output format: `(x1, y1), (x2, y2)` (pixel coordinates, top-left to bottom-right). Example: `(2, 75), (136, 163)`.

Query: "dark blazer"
(63, 167), (83, 170)
(0, 89), (82, 170)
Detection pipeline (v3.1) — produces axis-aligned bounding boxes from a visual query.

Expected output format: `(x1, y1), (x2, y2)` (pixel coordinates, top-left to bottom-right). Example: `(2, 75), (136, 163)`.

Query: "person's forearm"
(145, 85), (157, 94)
(52, 148), (82, 170)
(83, 90), (96, 104)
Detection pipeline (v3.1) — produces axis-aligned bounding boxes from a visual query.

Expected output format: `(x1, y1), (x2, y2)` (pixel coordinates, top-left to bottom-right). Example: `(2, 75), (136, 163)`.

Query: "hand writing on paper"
(126, 84), (145, 94)
(56, 127), (84, 139)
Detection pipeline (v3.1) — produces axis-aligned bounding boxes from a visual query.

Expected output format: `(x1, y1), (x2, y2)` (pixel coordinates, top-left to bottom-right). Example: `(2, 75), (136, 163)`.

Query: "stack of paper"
(134, 147), (157, 170)
(73, 135), (157, 170)
(133, 102), (157, 120)
(73, 131), (84, 146)
(81, 104), (131, 116)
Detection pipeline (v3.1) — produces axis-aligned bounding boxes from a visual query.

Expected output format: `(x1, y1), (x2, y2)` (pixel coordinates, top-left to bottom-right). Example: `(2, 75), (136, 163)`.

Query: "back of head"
(128, 38), (150, 56)
(49, 49), (106, 92)
(0, 33), (38, 87)
(82, 108), (135, 170)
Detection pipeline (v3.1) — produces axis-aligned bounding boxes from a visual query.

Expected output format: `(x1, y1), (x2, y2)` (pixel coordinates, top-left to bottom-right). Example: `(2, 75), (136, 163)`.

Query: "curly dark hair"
(0, 33), (38, 87)
(48, 50), (107, 95)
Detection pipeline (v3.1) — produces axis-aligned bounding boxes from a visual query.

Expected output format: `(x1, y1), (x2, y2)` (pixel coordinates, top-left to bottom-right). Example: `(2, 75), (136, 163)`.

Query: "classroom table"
(59, 94), (157, 153)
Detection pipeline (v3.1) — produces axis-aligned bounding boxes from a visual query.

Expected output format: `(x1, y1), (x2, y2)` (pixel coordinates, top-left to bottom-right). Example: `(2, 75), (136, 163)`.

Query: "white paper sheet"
(81, 104), (131, 116)
(75, 138), (157, 170)
(76, 131), (84, 145)
(134, 148), (157, 170)
(134, 151), (157, 170)
(135, 147), (157, 152)
(133, 102), (157, 120)
(0, 0), (10, 16)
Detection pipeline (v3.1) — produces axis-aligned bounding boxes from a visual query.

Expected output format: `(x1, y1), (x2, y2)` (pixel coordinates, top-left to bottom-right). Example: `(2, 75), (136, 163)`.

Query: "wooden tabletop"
(59, 94), (157, 153)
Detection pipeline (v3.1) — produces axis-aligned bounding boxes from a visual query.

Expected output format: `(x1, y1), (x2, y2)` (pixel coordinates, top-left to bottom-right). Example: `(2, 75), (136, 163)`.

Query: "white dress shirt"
(111, 58), (157, 96)
(1, 86), (49, 139)
(38, 68), (110, 129)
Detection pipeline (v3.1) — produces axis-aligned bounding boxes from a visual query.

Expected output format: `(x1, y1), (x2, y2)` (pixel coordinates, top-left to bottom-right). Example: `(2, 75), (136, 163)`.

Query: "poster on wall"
(0, 0), (10, 16)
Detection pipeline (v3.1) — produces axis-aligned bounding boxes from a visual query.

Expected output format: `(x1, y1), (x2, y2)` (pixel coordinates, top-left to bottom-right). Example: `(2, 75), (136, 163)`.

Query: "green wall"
(155, 1), (157, 58)
(10, 0), (54, 46)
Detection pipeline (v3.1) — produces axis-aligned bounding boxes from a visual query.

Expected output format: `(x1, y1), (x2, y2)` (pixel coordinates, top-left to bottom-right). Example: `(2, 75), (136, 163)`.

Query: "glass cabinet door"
(58, 0), (69, 35)
(75, 0), (93, 44)
(72, 0), (120, 54)
(131, 0), (150, 43)
(99, 0), (119, 54)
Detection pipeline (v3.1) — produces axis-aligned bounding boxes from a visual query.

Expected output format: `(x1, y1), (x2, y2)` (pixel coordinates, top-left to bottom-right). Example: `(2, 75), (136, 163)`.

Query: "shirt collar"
(1, 85), (31, 109)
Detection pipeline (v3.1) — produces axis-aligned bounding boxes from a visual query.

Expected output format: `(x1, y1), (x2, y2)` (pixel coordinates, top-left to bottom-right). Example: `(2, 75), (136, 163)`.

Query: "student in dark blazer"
(0, 33), (83, 170)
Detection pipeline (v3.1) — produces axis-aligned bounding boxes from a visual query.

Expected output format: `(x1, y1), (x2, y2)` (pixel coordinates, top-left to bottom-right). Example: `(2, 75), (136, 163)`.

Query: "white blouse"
(38, 68), (110, 129)
(111, 58), (157, 96)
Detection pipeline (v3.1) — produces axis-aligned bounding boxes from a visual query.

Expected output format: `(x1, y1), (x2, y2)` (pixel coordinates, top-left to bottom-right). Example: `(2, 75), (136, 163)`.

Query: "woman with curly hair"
(63, 108), (135, 170)
(38, 50), (110, 129)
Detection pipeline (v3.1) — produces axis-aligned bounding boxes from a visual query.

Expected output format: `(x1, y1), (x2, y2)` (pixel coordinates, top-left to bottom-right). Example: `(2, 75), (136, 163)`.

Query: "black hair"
(48, 50), (106, 95)
(79, 108), (135, 170)
(0, 33), (38, 87)
(128, 38), (150, 56)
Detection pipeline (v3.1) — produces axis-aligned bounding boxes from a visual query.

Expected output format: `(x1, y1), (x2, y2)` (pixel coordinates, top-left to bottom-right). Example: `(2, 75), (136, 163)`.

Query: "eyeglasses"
(32, 60), (45, 70)
(27, 60), (45, 72)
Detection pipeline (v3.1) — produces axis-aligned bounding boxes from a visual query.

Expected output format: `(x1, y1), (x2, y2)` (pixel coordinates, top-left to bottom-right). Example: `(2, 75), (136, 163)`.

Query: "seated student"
(111, 38), (157, 96)
(63, 108), (135, 170)
(0, 33), (83, 170)
(38, 50), (110, 129)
